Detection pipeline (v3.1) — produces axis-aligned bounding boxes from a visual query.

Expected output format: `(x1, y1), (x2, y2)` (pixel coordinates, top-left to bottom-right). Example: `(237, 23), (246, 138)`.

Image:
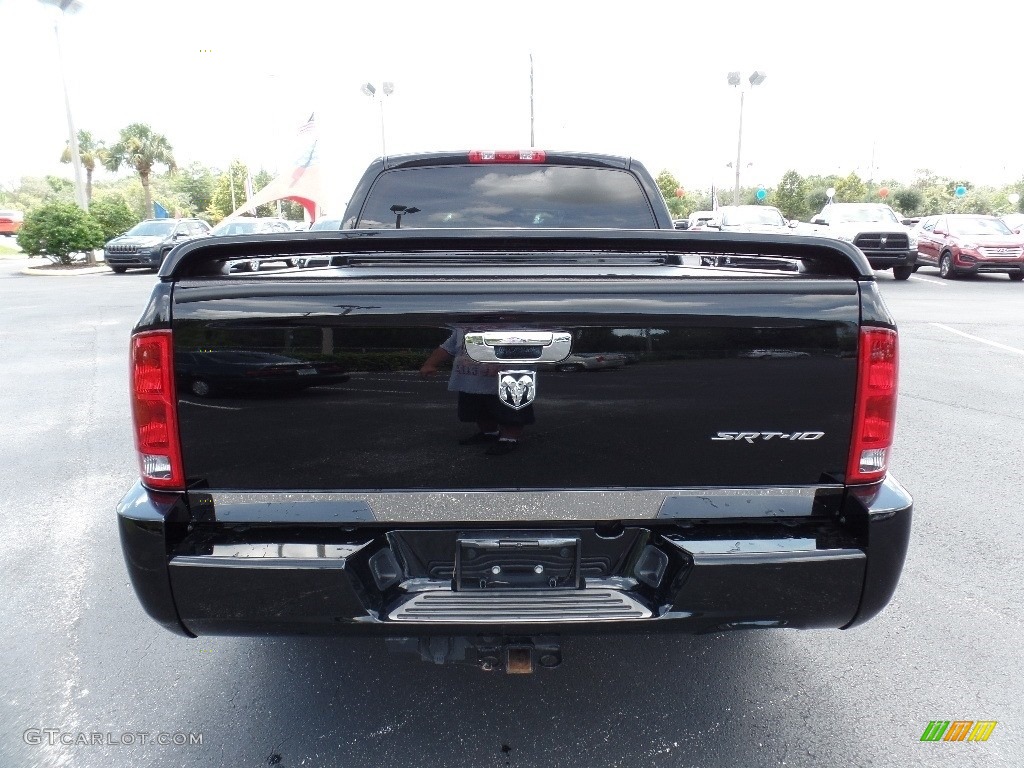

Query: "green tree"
(834, 172), (867, 203)
(88, 195), (139, 242)
(655, 170), (690, 218)
(104, 123), (176, 218)
(60, 130), (108, 203)
(252, 169), (278, 218)
(170, 162), (216, 215)
(891, 188), (923, 217)
(280, 199), (306, 221)
(16, 201), (104, 264)
(773, 170), (808, 221)
(205, 161), (249, 223)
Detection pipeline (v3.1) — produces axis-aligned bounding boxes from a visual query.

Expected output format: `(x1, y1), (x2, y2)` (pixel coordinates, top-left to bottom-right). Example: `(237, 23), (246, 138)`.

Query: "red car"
(0, 209), (24, 237)
(915, 214), (1024, 280)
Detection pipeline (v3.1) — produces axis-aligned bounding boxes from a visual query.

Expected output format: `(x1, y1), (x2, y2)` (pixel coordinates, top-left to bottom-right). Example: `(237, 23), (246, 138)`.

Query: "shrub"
(89, 196), (139, 243)
(16, 201), (104, 264)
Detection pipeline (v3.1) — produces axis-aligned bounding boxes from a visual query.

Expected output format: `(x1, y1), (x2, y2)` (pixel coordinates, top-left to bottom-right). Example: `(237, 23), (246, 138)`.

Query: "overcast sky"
(1, 0), (1019, 211)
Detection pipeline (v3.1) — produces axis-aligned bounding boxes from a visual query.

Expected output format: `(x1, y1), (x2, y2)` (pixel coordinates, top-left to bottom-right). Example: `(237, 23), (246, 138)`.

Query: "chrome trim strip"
(193, 487), (841, 524)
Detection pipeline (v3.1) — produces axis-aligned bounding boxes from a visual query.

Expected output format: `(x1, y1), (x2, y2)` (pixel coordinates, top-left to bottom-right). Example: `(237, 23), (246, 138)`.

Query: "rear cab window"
(355, 165), (659, 229)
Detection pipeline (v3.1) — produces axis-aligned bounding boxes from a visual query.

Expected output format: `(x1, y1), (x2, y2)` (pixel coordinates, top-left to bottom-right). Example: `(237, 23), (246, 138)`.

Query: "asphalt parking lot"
(1, 258), (1021, 768)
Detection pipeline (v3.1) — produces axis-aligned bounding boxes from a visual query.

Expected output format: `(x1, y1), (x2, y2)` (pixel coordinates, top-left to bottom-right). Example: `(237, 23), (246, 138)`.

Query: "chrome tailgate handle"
(464, 331), (572, 363)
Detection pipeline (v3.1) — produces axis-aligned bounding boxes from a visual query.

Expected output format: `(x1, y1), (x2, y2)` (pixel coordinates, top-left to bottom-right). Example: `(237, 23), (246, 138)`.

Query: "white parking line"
(909, 275), (947, 286)
(930, 323), (1024, 356)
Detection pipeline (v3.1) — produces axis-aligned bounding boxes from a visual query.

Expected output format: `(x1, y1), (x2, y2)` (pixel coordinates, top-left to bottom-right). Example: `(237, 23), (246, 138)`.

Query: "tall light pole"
(361, 81), (394, 156)
(529, 53), (535, 148)
(41, 0), (88, 211)
(728, 70), (766, 206)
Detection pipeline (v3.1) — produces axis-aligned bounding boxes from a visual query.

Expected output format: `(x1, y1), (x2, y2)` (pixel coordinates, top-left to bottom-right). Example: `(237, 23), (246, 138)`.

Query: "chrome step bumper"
(388, 589), (652, 623)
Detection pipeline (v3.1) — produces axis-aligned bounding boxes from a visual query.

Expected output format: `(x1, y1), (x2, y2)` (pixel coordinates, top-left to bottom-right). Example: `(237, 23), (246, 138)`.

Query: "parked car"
(308, 218), (344, 231)
(210, 217), (297, 272)
(210, 217), (293, 237)
(104, 218), (211, 273)
(707, 205), (790, 234)
(0, 209), (24, 237)
(798, 203), (916, 280)
(686, 210), (716, 230)
(915, 214), (1024, 280)
(698, 205), (798, 271)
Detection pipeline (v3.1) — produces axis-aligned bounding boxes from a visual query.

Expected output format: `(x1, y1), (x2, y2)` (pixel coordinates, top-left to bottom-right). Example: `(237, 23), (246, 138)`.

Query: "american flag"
(298, 113), (316, 135)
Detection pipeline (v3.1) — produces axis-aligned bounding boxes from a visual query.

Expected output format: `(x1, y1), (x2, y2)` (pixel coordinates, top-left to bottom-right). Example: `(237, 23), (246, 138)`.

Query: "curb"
(20, 265), (113, 276)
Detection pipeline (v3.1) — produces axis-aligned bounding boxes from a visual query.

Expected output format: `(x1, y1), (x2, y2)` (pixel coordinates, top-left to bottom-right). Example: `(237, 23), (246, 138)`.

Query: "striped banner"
(920, 721), (997, 742)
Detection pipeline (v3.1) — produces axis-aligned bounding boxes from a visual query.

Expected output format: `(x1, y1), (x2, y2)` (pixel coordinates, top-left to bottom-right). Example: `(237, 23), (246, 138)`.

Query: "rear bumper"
(956, 258), (1024, 275)
(104, 251), (162, 267)
(862, 249), (915, 270)
(117, 477), (912, 637)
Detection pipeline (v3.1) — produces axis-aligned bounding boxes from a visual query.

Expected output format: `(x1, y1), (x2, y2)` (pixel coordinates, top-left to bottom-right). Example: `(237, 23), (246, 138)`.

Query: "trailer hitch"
(385, 635), (561, 674)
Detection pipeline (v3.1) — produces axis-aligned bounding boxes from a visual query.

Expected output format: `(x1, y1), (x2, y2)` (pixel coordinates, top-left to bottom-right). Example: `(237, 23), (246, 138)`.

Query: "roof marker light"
(468, 150), (547, 164)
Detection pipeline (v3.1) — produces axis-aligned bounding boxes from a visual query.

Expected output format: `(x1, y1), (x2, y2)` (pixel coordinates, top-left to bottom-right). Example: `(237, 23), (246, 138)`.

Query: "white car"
(686, 211), (716, 230)
(708, 205), (791, 234)
(211, 218), (297, 272)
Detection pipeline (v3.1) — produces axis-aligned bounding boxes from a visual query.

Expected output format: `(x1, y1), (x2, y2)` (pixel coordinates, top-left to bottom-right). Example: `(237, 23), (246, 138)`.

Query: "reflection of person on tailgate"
(420, 327), (534, 456)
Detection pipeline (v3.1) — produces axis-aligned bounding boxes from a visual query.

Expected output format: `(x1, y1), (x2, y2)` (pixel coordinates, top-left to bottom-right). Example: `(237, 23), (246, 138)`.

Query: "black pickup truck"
(118, 153), (911, 674)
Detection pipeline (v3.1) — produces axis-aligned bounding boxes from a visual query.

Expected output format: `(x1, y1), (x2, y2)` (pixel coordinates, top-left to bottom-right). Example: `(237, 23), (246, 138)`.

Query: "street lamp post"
(361, 81), (394, 156)
(727, 70), (766, 206)
(41, 0), (88, 212)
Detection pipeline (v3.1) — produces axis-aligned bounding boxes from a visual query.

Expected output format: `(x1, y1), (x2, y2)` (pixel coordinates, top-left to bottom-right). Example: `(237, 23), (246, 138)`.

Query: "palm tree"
(60, 130), (108, 204)
(104, 123), (176, 218)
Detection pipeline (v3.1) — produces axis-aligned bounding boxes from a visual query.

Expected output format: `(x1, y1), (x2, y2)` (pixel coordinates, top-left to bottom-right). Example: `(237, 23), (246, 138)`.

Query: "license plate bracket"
(455, 535), (581, 590)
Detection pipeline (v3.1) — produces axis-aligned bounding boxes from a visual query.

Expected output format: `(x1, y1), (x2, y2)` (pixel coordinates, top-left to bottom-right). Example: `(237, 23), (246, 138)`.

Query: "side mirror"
(902, 218), (914, 226)
(788, 220), (800, 228)
(173, 231), (188, 240)
(811, 217), (827, 225)
(674, 220), (690, 230)
(705, 222), (721, 230)
(1014, 228), (1021, 235)
(933, 227), (947, 236)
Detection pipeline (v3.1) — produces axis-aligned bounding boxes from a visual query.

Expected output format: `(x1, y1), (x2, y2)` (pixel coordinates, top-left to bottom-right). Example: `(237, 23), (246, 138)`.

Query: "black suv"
(104, 218), (211, 273)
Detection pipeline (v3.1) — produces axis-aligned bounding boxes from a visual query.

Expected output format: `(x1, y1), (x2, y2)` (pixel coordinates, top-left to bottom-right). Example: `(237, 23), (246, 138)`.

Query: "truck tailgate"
(171, 275), (859, 496)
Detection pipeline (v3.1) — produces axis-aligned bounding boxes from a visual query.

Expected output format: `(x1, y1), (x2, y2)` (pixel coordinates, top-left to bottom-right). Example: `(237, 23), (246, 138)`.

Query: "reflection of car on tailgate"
(176, 350), (350, 397)
(555, 352), (628, 371)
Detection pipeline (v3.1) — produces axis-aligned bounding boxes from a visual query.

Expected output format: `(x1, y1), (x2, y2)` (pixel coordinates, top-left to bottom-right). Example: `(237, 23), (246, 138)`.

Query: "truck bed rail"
(163, 229), (874, 280)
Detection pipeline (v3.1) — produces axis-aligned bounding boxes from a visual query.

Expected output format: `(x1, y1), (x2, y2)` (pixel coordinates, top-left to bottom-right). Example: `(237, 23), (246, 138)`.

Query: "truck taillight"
(468, 150), (546, 164)
(131, 331), (184, 491)
(848, 327), (898, 485)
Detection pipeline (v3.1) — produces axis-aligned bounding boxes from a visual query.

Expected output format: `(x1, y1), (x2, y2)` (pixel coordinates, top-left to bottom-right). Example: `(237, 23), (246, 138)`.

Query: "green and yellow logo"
(920, 721), (997, 742)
